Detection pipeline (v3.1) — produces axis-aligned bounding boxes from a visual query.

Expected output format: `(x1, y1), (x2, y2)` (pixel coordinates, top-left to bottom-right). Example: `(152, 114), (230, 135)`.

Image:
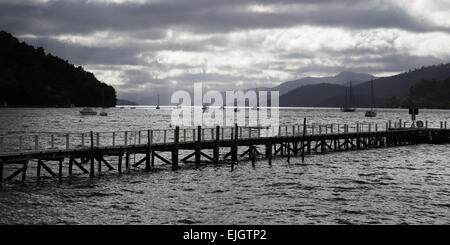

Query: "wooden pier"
(0, 120), (449, 183)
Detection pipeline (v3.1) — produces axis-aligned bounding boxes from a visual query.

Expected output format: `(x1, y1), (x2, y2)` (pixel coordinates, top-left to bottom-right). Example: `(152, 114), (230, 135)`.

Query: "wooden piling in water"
(89, 131), (95, 178)
(195, 125), (201, 167)
(37, 159), (41, 180)
(21, 161), (28, 182)
(266, 140), (272, 166)
(58, 159), (63, 180)
(231, 124), (238, 171)
(118, 154), (123, 174)
(213, 126), (220, 164)
(125, 152), (130, 170)
(68, 157), (73, 176)
(250, 146), (255, 167)
(145, 130), (151, 171)
(98, 155), (102, 174)
(302, 118), (306, 162)
(172, 126), (180, 170)
(287, 142), (290, 163)
(0, 161), (4, 183)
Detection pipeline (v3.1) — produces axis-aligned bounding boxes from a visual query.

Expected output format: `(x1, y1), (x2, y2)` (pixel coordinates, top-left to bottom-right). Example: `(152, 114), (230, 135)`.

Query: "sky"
(1, 0), (450, 100)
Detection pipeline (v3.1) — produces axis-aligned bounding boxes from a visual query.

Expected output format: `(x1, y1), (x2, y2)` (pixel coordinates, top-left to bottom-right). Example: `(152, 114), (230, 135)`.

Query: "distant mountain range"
(116, 99), (138, 105)
(126, 72), (377, 106)
(120, 63), (450, 109)
(280, 63), (450, 107)
(274, 71), (377, 95)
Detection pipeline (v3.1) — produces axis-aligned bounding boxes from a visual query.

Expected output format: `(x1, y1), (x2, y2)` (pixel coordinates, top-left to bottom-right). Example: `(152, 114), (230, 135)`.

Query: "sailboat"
(202, 97), (208, 112)
(80, 107), (97, 115)
(341, 81), (356, 112)
(252, 88), (260, 111)
(365, 80), (377, 117)
(99, 110), (108, 116)
(156, 94), (160, 109)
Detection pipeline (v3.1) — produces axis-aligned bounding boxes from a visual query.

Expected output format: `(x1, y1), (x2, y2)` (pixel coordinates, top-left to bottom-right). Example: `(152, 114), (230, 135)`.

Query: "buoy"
(417, 120), (424, 128)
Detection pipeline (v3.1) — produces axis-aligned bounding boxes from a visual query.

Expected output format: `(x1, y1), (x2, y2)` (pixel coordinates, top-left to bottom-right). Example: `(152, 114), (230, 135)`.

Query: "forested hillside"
(0, 30), (116, 107)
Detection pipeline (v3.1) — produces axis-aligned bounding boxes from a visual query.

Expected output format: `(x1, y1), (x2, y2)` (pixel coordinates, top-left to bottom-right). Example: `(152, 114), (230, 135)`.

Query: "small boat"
(365, 110), (377, 117)
(80, 107), (97, 115)
(365, 80), (377, 117)
(341, 107), (356, 112)
(99, 110), (108, 116)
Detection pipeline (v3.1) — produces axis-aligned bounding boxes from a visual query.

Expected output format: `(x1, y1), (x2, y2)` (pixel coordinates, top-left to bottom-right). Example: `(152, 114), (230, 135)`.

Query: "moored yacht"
(365, 80), (377, 117)
(80, 107), (97, 115)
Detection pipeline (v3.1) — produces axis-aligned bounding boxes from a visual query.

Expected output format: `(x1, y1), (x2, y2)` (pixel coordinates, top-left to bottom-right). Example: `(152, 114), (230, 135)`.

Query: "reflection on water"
(0, 107), (449, 224)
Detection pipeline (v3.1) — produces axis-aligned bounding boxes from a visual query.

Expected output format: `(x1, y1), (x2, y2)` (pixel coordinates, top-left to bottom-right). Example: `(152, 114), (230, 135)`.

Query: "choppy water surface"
(0, 107), (449, 224)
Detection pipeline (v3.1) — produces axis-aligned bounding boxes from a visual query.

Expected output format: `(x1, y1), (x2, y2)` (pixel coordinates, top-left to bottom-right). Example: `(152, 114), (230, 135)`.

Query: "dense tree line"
(381, 77), (450, 109)
(0, 30), (116, 107)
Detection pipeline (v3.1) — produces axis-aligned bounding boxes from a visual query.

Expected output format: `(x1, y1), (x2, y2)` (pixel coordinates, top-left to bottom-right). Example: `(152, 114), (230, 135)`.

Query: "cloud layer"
(1, 0), (449, 100)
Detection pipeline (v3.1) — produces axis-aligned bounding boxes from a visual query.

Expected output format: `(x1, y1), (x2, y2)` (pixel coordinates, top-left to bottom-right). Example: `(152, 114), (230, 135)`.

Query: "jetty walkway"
(0, 119), (449, 182)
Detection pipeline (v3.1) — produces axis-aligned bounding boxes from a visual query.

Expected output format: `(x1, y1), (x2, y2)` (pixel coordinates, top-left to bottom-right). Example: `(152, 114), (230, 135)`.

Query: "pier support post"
(0, 161), (3, 183)
(118, 154), (123, 174)
(68, 158), (73, 175)
(231, 124), (239, 170)
(98, 155), (102, 174)
(213, 126), (220, 164)
(195, 125), (201, 167)
(251, 145), (256, 167)
(151, 151), (155, 168)
(90, 131), (95, 178)
(21, 161), (28, 183)
(125, 152), (130, 170)
(58, 159), (63, 180)
(266, 141), (272, 166)
(37, 159), (41, 180)
(287, 142), (291, 163)
(146, 130), (152, 171)
(172, 126), (180, 170)
(302, 118), (307, 162)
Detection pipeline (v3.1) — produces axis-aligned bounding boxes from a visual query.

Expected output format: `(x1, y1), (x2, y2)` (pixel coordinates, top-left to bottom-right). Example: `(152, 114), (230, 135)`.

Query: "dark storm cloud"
(344, 53), (445, 72)
(21, 34), (229, 65)
(22, 37), (144, 65)
(0, 0), (447, 36)
(1, 0), (448, 99)
(274, 54), (446, 75)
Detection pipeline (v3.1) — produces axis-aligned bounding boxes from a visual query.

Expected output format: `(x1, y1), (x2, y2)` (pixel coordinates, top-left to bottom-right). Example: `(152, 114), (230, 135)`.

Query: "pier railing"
(0, 120), (447, 155)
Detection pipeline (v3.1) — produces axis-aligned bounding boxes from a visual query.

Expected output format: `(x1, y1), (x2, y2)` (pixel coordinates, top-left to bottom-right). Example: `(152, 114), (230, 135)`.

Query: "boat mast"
(370, 80), (374, 110)
(344, 86), (348, 108)
(256, 88), (259, 107)
(349, 81), (354, 108)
